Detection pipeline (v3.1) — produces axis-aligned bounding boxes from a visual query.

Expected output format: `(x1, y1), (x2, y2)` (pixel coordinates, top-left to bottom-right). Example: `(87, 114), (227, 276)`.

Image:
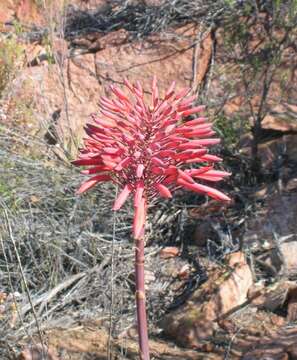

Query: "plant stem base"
(135, 237), (150, 360)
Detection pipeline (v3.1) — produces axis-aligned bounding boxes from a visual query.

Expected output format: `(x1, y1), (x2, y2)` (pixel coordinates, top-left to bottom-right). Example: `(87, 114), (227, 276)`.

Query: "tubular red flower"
(76, 174), (112, 194)
(113, 185), (132, 210)
(155, 183), (172, 198)
(181, 105), (205, 116)
(73, 77), (231, 239)
(176, 178), (231, 202)
(136, 164), (145, 178)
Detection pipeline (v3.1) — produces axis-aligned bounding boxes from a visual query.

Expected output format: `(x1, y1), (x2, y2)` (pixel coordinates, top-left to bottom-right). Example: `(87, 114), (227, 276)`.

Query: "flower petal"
(194, 170), (231, 182)
(115, 157), (132, 171)
(181, 106), (205, 116)
(152, 75), (159, 107)
(76, 174), (111, 194)
(174, 87), (190, 100)
(164, 81), (175, 100)
(200, 154), (223, 162)
(112, 185), (132, 210)
(151, 157), (165, 166)
(173, 149), (207, 161)
(177, 138), (220, 150)
(110, 85), (130, 103)
(103, 147), (123, 155)
(72, 158), (102, 166)
(184, 117), (207, 126)
(136, 164), (144, 178)
(164, 166), (178, 176)
(177, 169), (194, 183)
(177, 178), (230, 202)
(162, 174), (177, 185)
(124, 78), (134, 92)
(81, 165), (110, 174)
(151, 166), (165, 175)
(156, 183), (172, 198)
(187, 166), (212, 176)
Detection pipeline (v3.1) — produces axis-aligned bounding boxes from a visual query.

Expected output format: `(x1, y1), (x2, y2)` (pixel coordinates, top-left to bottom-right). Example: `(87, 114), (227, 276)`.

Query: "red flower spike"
(73, 78), (231, 239)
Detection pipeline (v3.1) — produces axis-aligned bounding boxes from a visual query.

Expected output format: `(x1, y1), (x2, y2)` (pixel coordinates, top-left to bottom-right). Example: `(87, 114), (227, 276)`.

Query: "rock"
(18, 345), (59, 360)
(287, 286), (297, 322)
(248, 280), (296, 313)
(261, 105), (297, 132)
(287, 344), (297, 359)
(239, 134), (297, 172)
(259, 134), (297, 171)
(285, 177), (297, 192)
(159, 246), (180, 259)
(191, 31), (213, 94)
(193, 220), (217, 247)
(243, 190), (297, 278)
(189, 200), (231, 248)
(242, 326), (297, 360)
(6, 24), (203, 154)
(160, 251), (253, 348)
(0, 292), (7, 303)
(15, 0), (44, 26)
(243, 350), (289, 360)
(0, 304), (5, 315)
(71, 29), (129, 53)
(0, 2), (14, 24)
(279, 240), (297, 277)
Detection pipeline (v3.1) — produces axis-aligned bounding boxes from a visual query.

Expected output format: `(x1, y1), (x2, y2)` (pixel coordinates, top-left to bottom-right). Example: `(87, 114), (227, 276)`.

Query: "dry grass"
(64, 0), (243, 41)
(0, 124), (135, 357)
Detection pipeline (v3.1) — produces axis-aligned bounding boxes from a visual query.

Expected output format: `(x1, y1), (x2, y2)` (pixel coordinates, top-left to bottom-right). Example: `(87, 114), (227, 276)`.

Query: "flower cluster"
(73, 78), (230, 239)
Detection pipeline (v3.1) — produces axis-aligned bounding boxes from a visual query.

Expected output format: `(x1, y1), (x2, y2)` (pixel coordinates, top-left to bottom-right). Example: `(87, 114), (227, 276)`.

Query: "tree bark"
(135, 237), (150, 360)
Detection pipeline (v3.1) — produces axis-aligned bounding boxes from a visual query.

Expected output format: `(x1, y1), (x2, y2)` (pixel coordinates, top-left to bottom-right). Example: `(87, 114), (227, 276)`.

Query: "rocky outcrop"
(160, 252), (253, 348)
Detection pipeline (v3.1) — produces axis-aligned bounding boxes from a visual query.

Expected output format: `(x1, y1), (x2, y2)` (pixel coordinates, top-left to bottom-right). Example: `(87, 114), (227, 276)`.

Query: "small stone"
(279, 241), (297, 277)
(159, 246), (179, 259)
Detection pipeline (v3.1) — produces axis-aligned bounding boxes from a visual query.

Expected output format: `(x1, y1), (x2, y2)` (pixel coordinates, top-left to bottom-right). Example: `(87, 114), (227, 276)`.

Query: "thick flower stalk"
(73, 77), (230, 360)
